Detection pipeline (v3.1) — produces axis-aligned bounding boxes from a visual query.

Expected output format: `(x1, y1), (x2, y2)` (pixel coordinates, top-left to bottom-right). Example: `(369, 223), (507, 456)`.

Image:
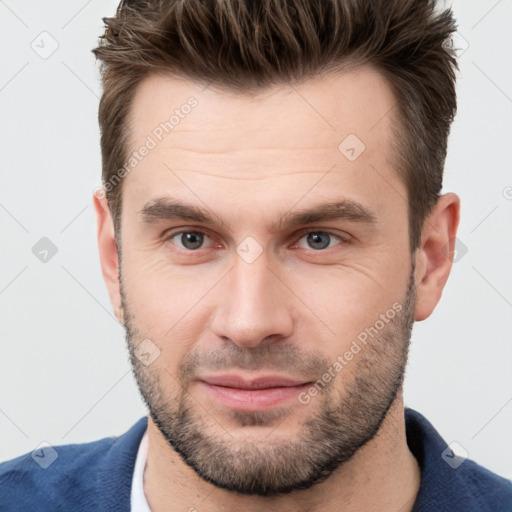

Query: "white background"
(1, 0), (511, 480)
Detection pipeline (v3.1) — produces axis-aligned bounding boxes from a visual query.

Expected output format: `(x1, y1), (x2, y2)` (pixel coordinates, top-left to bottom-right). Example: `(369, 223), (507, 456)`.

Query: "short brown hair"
(92, 0), (458, 251)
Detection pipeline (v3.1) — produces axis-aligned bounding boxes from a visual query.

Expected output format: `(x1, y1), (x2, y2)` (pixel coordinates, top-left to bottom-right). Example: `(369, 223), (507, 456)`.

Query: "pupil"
(307, 232), (329, 250)
(182, 232), (203, 250)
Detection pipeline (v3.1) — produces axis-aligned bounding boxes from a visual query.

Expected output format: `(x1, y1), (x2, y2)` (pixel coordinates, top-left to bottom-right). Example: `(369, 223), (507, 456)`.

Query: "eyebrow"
(139, 196), (378, 232)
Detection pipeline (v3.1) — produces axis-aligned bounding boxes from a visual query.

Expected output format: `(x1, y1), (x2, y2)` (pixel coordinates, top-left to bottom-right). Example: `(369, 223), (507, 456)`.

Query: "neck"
(143, 393), (421, 512)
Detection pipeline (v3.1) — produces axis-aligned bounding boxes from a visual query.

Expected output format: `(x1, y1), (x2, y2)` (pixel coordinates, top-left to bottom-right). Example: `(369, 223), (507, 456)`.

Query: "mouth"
(197, 373), (313, 411)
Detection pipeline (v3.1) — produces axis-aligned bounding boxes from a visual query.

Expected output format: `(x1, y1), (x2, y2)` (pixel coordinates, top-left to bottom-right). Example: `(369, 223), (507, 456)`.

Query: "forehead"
(122, 66), (404, 226)
(127, 65), (397, 167)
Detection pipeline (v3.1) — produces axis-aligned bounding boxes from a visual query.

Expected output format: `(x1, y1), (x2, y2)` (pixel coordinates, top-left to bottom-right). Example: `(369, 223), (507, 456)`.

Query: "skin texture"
(94, 65), (460, 512)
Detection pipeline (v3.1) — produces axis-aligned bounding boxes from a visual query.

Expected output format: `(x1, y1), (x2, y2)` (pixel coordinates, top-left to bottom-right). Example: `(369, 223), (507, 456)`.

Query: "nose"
(210, 251), (294, 348)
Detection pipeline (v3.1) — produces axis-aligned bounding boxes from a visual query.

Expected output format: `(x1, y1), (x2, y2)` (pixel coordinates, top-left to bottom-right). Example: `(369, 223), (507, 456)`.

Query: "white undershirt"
(131, 428), (152, 512)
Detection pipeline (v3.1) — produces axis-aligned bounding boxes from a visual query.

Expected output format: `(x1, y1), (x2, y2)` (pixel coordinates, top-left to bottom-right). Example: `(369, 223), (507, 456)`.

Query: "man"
(1, 0), (511, 511)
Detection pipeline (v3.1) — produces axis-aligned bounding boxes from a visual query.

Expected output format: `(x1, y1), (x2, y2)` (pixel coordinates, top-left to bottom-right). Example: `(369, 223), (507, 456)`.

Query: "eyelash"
(163, 228), (351, 252)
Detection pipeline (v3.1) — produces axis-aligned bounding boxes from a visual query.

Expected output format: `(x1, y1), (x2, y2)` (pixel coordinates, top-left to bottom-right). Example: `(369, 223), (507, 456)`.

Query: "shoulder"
(456, 458), (512, 510)
(405, 408), (512, 512)
(0, 417), (148, 512)
(0, 435), (116, 492)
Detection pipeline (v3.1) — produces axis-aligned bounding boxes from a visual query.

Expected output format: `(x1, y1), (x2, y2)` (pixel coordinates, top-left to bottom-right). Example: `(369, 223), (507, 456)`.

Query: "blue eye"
(165, 229), (348, 253)
(169, 231), (211, 250)
(296, 231), (344, 250)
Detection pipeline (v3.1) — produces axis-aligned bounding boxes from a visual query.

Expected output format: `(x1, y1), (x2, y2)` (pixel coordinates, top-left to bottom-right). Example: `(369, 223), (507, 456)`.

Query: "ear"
(93, 189), (123, 324)
(413, 192), (461, 321)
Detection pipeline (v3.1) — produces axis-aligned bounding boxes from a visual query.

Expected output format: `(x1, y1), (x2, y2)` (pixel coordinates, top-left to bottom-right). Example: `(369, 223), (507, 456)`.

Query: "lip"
(198, 374), (313, 411)
(200, 374), (310, 389)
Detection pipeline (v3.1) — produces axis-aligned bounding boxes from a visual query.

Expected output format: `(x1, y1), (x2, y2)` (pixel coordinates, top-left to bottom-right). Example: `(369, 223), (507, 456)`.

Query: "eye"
(164, 228), (349, 253)
(294, 231), (347, 251)
(167, 230), (212, 251)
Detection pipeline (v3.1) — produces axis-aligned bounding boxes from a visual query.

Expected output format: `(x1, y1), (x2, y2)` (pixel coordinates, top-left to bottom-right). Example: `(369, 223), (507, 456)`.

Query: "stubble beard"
(122, 262), (416, 496)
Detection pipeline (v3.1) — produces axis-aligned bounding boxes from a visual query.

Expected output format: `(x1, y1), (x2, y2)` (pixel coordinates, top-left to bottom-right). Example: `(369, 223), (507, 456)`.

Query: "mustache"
(176, 342), (330, 382)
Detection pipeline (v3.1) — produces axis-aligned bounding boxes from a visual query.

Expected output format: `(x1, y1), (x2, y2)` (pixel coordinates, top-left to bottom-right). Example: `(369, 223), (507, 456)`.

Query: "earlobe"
(413, 193), (460, 322)
(93, 189), (123, 324)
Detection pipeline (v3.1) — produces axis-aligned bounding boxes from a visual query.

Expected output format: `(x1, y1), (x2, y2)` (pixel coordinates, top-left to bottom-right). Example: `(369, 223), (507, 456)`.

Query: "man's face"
(118, 66), (416, 496)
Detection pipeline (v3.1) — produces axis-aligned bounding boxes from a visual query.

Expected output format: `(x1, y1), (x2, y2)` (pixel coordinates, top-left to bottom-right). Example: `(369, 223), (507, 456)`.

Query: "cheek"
(121, 233), (410, 355)
(288, 256), (407, 343)
(121, 248), (221, 341)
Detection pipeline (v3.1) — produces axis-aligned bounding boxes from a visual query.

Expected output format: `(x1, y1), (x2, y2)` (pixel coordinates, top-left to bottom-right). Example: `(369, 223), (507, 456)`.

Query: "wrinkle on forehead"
(164, 169), (335, 181)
